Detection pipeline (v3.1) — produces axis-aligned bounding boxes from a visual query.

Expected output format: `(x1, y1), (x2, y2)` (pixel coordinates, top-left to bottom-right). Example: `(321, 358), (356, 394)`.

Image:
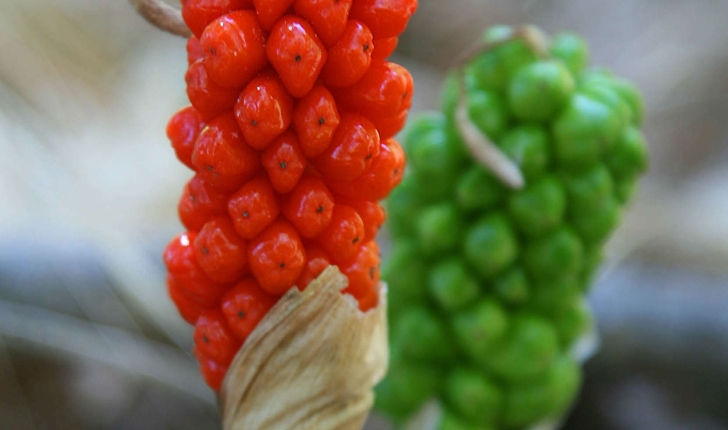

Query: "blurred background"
(1, 0), (727, 429)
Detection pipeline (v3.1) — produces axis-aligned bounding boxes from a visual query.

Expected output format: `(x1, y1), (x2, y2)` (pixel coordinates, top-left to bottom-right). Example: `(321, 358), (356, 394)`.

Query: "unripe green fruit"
(492, 267), (530, 304)
(444, 368), (503, 427)
(524, 227), (584, 281)
(394, 306), (455, 362)
(507, 175), (567, 238)
(468, 89), (510, 139)
(508, 60), (575, 122)
(453, 297), (508, 362)
(549, 32), (589, 75)
(417, 203), (464, 256)
(498, 125), (551, 181)
(382, 240), (429, 316)
(464, 213), (519, 279)
(456, 164), (506, 212)
(429, 257), (481, 312)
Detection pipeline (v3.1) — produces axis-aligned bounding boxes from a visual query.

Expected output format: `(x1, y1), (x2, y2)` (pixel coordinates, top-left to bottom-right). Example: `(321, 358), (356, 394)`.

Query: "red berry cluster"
(164, 0), (416, 391)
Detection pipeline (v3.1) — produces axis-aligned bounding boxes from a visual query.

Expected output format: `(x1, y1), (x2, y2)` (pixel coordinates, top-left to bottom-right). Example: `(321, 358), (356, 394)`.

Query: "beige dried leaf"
(219, 266), (388, 430)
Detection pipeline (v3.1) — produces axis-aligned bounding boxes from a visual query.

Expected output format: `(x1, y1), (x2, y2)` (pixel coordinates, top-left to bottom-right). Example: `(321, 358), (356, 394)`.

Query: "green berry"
(467, 36), (538, 92)
(549, 32), (589, 75)
(554, 299), (594, 347)
(508, 60), (575, 122)
(604, 126), (649, 179)
(467, 89), (510, 139)
(382, 240), (429, 317)
(484, 314), (559, 382)
(429, 257), (481, 312)
(444, 368), (503, 426)
(464, 213), (519, 280)
(529, 276), (582, 315)
(561, 162), (614, 216)
(524, 227), (584, 281)
(581, 247), (604, 288)
(394, 306), (455, 362)
(571, 197), (622, 246)
(498, 125), (551, 181)
(439, 409), (491, 430)
(453, 298), (508, 363)
(553, 94), (624, 167)
(492, 267), (530, 304)
(387, 175), (427, 238)
(382, 358), (442, 418)
(417, 203), (464, 256)
(614, 175), (639, 204)
(456, 164), (506, 212)
(507, 175), (567, 238)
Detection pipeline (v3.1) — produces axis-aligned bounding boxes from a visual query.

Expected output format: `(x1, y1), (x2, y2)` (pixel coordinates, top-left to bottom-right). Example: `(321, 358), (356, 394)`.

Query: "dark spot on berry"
(393, 168), (400, 176)
(205, 165), (214, 172)
(189, 194), (196, 202)
(243, 211), (250, 218)
(202, 334), (209, 344)
(363, 44), (370, 52)
(369, 267), (375, 279)
(402, 91), (408, 100)
(365, 153), (373, 160)
(238, 310), (246, 319)
(352, 237), (360, 244)
(294, 54), (302, 62)
(279, 262), (286, 268)
(251, 119), (258, 126)
(318, 117), (325, 125)
(279, 161), (287, 169)
(210, 47), (216, 55)
(202, 246), (209, 255)
(316, 205), (324, 213)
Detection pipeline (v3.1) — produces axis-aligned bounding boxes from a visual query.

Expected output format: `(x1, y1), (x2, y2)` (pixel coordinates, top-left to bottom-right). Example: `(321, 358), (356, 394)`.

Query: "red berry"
(186, 59), (241, 121)
(320, 20), (374, 88)
(194, 309), (242, 365)
(296, 243), (331, 290)
(313, 113), (380, 182)
(260, 130), (307, 193)
(292, 85), (340, 158)
(373, 108), (408, 140)
(266, 16), (327, 98)
(328, 138), (405, 200)
(200, 11), (267, 88)
(252, 0), (294, 31)
(181, 0), (254, 39)
(168, 277), (209, 324)
(167, 106), (205, 170)
(194, 216), (248, 283)
(194, 347), (228, 391)
(372, 36), (398, 60)
(187, 36), (204, 64)
(192, 114), (259, 190)
(164, 232), (229, 306)
(282, 174), (335, 238)
(338, 198), (386, 242)
(178, 174), (231, 232)
(227, 174), (280, 239)
(317, 205), (365, 263)
(220, 278), (277, 341)
(332, 60), (412, 121)
(248, 219), (306, 295)
(292, 0), (352, 47)
(234, 74), (294, 150)
(340, 241), (380, 310)
(349, 0), (418, 39)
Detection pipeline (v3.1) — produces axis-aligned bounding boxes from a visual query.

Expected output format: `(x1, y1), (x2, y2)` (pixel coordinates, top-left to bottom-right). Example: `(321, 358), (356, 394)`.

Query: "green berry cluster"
(376, 27), (648, 429)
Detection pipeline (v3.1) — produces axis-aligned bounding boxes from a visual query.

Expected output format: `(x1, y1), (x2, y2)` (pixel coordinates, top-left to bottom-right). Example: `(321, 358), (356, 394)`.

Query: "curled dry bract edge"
(219, 266), (388, 430)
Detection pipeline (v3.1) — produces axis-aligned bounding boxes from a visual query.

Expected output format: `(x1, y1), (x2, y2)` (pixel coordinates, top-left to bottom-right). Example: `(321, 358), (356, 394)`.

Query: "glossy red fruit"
(372, 108), (408, 140)
(181, 0), (254, 39)
(201, 10), (267, 88)
(168, 277), (209, 324)
(372, 37), (398, 60)
(194, 347), (228, 391)
(194, 309), (242, 364)
(292, 0), (353, 47)
(266, 16), (327, 98)
(194, 216), (248, 283)
(313, 113), (380, 182)
(167, 106), (205, 170)
(292, 85), (340, 158)
(320, 20), (374, 88)
(295, 243), (331, 290)
(220, 278), (277, 341)
(178, 174), (231, 232)
(340, 241), (380, 310)
(338, 198), (386, 242)
(192, 114), (259, 190)
(164, 232), (229, 306)
(187, 36), (204, 64)
(248, 220), (307, 295)
(349, 0), (418, 39)
(227, 174), (280, 239)
(317, 204), (365, 263)
(252, 0), (294, 31)
(186, 59), (242, 121)
(332, 60), (413, 121)
(282, 174), (335, 238)
(261, 130), (307, 193)
(234, 74), (294, 150)
(328, 138), (405, 200)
